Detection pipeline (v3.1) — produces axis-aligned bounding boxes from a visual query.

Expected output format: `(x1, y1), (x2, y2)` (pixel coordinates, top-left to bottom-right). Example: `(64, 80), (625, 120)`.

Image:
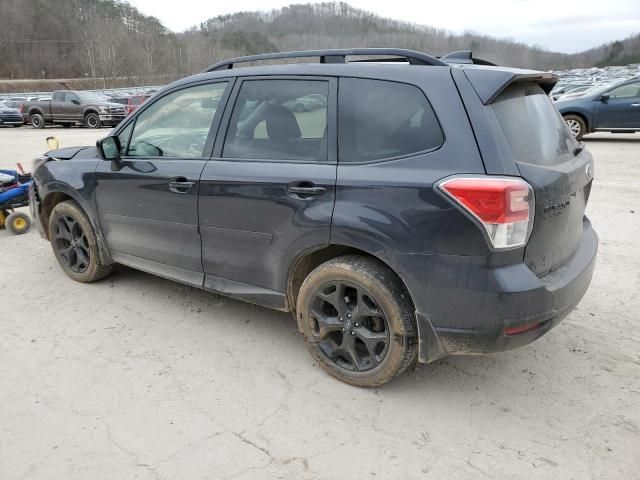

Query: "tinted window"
(607, 82), (640, 98)
(338, 78), (443, 163)
(492, 83), (576, 166)
(223, 79), (328, 161)
(127, 82), (227, 158)
(117, 122), (134, 155)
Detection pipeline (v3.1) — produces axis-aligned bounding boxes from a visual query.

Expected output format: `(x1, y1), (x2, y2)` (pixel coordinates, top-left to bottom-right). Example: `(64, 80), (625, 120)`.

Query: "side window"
(65, 93), (79, 104)
(222, 79), (328, 161)
(127, 82), (227, 158)
(338, 78), (443, 163)
(607, 82), (640, 99)
(117, 122), (134, 155)
(53, 92), (64, 102)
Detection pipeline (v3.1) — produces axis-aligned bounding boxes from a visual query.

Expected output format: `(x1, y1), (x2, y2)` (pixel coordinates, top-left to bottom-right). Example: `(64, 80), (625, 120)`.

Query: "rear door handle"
(169, 178), (194, 194)
(287, 182), (326, 197)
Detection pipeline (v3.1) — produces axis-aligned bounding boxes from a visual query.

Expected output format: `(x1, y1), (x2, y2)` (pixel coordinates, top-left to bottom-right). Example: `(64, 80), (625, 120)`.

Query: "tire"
(0, 209), (9, 229)
(296, 255), (417, 387)
(84, 112), (101, 129)
(31, 113), (45, 129)
(48, 200), (112, 282)
(6, 211), (31, 235)
(564, 114), (586, 140)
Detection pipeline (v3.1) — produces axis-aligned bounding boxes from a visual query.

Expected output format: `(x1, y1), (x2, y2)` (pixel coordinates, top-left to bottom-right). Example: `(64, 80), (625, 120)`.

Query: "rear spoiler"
(460, 66), (558, 104)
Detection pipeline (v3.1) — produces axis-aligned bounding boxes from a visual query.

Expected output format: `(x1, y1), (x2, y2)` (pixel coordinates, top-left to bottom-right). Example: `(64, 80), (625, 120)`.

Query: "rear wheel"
(84, 112), (101, 129)
(296, 255), (417, 387)
(564, 114), (586, 140)
(31, 113), (45, 129)
(48, 200), (112, 282)
(6, 212), (31, 235)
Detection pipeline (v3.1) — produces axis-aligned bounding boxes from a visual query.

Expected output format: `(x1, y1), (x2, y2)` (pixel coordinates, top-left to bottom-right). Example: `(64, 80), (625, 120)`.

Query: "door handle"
(169, 178), (194, 194)
(287, 182), (326, 197)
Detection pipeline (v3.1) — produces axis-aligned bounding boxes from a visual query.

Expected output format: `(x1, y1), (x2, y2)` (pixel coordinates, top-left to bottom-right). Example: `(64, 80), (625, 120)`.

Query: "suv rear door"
(199, 76), (337, 308)
(490, 82), (594, 276)
(94, 80), (231, 287)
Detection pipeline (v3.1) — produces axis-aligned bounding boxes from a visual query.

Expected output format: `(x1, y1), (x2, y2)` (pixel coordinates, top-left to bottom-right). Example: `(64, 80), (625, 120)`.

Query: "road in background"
(1, 127), (639, 479)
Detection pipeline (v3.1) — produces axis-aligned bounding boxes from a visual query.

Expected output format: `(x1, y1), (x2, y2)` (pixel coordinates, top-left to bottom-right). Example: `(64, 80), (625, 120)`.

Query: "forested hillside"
(1, 0), (638, 85)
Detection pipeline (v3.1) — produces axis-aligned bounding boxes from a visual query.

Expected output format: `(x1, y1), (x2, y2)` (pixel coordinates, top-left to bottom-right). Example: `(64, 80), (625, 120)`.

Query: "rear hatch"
(491, 83), (594, 277)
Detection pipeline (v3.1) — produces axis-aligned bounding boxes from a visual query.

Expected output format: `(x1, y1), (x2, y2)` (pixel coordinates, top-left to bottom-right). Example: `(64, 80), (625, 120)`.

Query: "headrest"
(265, 105), (301, 141)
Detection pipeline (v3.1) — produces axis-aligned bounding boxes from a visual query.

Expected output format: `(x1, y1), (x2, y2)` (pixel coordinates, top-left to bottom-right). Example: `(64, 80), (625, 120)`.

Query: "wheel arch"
(286, 243), (416, 315)
(83, 107), (99, 116)
(40, 186), (112, 265)
(28, 107), (44, 118)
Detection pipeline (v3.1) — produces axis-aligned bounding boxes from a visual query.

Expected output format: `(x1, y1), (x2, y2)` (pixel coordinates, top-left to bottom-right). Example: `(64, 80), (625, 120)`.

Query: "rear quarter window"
(338, 78), (443, 163)
(492, 83), (577, 166)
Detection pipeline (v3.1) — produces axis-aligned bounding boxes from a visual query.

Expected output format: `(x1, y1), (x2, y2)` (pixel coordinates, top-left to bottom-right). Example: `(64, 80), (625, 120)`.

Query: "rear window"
(338, 78), (443, 163)
(492, 83), (577, 166)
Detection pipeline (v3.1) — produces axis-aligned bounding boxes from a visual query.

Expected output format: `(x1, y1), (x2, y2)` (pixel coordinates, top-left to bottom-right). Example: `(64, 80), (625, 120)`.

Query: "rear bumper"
(0, 118), (24, 126)
(392, 219), (598, 363)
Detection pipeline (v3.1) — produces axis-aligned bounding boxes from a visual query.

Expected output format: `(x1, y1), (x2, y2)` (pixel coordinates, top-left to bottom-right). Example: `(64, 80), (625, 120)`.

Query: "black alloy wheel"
(309, 280), (390, 372)
(53, 213), (91, 273)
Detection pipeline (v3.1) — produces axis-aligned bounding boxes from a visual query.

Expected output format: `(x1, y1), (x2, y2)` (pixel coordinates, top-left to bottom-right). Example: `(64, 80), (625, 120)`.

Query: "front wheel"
(84, 112), (101, 129)
(296, 255), (417, 387)
(564, 114), (586, 140)
(48, 200), (112, 282)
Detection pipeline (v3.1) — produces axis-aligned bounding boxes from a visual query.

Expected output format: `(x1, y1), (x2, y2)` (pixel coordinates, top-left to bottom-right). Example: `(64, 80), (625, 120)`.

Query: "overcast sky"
(129, 0), (639, 54)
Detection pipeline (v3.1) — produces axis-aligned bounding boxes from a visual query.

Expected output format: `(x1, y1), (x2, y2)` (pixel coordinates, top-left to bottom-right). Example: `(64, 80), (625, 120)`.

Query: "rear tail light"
(437, 176), (535, 249)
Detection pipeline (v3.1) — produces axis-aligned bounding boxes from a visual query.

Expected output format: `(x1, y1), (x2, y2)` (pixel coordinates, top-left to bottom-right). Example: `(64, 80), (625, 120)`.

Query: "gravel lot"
(1, 126), (639, 479)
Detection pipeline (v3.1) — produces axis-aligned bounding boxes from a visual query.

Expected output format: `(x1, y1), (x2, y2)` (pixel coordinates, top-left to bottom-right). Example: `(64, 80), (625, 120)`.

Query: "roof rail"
(203, 48), (448, 72)
(440, 50), (497, 66)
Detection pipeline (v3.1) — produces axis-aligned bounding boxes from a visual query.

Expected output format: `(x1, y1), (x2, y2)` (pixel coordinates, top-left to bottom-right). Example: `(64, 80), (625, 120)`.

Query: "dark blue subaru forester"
(29, 49), (597, 386)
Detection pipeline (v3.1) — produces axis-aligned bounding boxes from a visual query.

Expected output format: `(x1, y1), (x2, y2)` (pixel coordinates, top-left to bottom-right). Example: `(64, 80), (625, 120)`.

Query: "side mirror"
(97, 136), (121, 161)
(600, 94), (610, 102)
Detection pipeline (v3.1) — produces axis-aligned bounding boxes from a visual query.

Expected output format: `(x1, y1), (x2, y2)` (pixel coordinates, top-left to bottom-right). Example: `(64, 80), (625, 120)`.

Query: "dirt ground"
(1, 126), (639, 480)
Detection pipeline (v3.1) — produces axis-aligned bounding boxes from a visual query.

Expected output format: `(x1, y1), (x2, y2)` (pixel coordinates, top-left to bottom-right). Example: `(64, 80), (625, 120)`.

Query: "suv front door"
(94, 80), (231, 286)
(199, 77), (337, 308)
(594, 81), (640, 129)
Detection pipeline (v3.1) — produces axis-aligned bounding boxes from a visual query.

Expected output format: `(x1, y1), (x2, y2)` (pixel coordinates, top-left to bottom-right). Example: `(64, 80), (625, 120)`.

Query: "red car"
(125, 94), (150, 115)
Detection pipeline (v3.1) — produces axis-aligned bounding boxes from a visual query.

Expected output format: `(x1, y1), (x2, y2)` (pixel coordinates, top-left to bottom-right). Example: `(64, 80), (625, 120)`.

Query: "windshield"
(76, 92), (111, 103)
(492, 83), (577, 166)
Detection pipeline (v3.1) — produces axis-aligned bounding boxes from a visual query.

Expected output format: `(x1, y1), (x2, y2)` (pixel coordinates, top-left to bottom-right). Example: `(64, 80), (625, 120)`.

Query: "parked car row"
(0, 88), (155, 128)
(551, 65), (638, 100)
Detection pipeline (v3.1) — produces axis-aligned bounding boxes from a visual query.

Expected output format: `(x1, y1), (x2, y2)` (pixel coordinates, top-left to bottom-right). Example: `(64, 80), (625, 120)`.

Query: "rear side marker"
(504, 321), (545, 336)
(437, 176), (535, 249)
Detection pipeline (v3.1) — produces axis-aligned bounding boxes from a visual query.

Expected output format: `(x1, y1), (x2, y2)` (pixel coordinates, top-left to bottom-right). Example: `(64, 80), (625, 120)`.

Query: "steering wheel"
(165, 134), (206, 157)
